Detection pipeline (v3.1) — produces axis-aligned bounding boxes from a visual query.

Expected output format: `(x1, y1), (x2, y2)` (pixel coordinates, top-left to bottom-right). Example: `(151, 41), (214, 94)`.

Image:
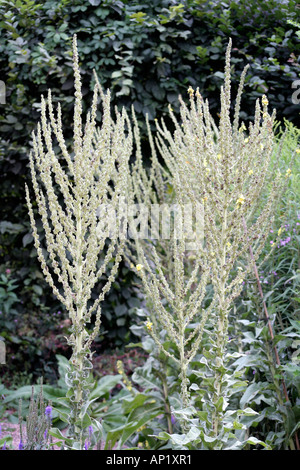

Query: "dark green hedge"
(0, 0), (299, 383)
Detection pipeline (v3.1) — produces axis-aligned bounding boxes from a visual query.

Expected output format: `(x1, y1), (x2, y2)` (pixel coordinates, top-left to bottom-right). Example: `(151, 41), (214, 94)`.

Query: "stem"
(242, 217), (300, 451)
(212, 209), (228, 438)
(159, 365), (173, 434)
(68, 198), (87, 448)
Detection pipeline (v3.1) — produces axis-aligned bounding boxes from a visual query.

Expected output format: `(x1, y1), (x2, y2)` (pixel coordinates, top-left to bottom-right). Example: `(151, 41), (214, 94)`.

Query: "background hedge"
(0, 0), (299, 384)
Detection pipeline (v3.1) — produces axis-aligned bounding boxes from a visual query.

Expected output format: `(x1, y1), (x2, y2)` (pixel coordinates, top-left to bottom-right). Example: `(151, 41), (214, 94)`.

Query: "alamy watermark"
(96, 199), (204, 250)
(0, 81), (6, 104)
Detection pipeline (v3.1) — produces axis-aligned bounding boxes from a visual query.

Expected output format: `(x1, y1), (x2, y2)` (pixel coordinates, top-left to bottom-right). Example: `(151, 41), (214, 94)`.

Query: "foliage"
(0, 0), (299, 383)
(0, 2), (299, 450)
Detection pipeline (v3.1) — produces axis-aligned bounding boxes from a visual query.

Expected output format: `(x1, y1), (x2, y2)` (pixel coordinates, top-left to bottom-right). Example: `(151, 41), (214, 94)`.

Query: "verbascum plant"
(25, 35), (132, 448)
(126, 105), (213, 411)
(130, 39), (294, 448)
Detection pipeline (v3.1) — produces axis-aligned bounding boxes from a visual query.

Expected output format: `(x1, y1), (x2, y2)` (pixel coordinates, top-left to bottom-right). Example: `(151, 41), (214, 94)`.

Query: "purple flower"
(171, 415), (176, 425)
(84, 425), (93, 450)
(45, 406), (52, 419)
(18, 439), (24, 450)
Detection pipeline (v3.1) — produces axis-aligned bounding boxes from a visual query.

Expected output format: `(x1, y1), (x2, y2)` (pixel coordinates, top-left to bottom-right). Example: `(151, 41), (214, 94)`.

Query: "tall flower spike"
(25, 35), (132, 448)
(129, 39), (290, 440)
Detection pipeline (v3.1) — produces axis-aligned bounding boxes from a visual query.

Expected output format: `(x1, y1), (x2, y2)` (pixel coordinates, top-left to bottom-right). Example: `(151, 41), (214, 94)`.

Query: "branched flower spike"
(25, 35), (132, 448)
(129, 39), (292, 440)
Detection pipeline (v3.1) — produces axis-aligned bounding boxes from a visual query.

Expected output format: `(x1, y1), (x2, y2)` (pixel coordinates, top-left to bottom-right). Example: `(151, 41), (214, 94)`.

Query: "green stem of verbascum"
(211, 308), (227, 441)
(179, 330), (189, 409)
(158, 365), (173, 434)
(162, 376), (173, 435)
(66, 325), (93, 449)
(211, 208), (228, 444)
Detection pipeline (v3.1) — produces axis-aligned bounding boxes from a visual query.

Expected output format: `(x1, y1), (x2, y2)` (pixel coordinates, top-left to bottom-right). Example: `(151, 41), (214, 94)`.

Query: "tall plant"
(129, 39), (294, 448)
(25, 35), (132, 448)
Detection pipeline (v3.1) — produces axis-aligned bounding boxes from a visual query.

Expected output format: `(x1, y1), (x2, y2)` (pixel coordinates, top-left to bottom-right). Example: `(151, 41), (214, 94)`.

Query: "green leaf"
(121, 401), (162, 446)
(129, 12), (147, 24)
(122, 393), (148, 415)
(89, 375), (122, 399)
(105, 400), (162, 449)
(246, 436), (271, 449)
(49, 427), (73, 446)
(240, 407), (259, 416)
(22, 232), (33, 246)
(32, 284), (43, 295)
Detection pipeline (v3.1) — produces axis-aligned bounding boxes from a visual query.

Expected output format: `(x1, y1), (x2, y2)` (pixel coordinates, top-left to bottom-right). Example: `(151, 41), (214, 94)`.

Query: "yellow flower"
(285, 168), (291, 178)
(236, 195), (245, 206)
(262, 95), (268, 106)
(136, 264), (143, 271)
(226, 242), (231, 249)
(278, 227), (283, 236)
(248, 169), (253, 175)
(239, 124), (246, 133)
(146, 320), (153, 331)
(296, 149), (300, 154)
(187, 85), (194, 96)
(244, 138), (249, 144)
(217, 153), (222, 159)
